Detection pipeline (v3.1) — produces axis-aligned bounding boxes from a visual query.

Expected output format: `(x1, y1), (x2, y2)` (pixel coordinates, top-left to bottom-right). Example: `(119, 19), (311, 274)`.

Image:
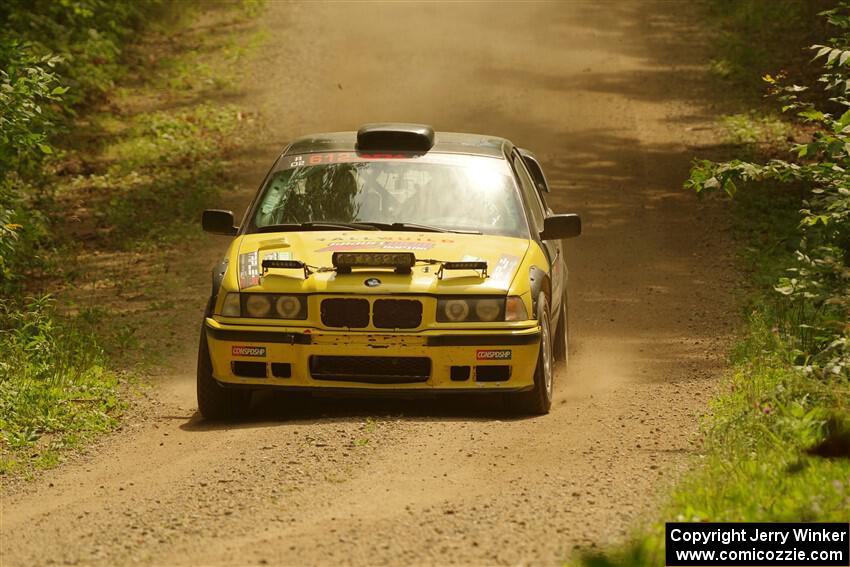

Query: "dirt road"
(2, 2), (737, 565)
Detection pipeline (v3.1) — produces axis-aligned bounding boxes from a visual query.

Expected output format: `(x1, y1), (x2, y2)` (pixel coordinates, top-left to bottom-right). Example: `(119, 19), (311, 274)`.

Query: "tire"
(553, 291), (569, 365)
(197, 329), (252, 420)
(506, 292), (554, 415)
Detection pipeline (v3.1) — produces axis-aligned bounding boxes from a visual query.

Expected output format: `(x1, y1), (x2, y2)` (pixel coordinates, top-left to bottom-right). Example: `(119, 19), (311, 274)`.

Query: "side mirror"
(540, 214), (581, 240)
(202, 209), (238, 236)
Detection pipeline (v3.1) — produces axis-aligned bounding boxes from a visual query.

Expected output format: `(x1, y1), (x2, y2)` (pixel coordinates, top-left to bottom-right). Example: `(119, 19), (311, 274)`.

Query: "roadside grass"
(683, 317), (849, 523)
(0, 1), (265, 475)
(720, 112), (792, 149)
(58, 102), (246, 248)
(0, 297), (124, 474)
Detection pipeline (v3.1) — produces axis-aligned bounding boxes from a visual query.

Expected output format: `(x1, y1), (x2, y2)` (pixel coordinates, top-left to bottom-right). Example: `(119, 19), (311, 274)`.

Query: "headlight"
(245, 294), (272, 317)
(275, 295), (303, 318)
(232, 293), (308, 319)
(443, 299), (470, 322)
(437, 297), (506, 322)
(221, 293), (241, 317)
(505, 296), (529, 321)
(475, 299), (501, 322)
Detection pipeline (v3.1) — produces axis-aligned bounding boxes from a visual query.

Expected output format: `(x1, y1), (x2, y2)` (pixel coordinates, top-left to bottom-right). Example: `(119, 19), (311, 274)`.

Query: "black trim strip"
(426, 333), (539, 346)
(257, 291), (510, 299)
(205, 323), (538, 347)
(213, 380), (533, 395)
(205, 325), (312, 344)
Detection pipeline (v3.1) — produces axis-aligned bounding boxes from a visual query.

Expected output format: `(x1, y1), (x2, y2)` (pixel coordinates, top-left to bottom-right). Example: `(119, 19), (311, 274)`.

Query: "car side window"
(522, 156), (551, 211)
(511, 152), (546, 233)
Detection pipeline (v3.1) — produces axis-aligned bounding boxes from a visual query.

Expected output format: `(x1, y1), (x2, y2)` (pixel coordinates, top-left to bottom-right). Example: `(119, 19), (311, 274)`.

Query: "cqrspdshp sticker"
(476, 349), (512, 361)
(231, 346), (266, 357)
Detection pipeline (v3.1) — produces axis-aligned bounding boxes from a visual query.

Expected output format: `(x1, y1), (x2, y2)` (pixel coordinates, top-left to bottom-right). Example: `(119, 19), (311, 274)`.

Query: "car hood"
(232, 230), (530, 295)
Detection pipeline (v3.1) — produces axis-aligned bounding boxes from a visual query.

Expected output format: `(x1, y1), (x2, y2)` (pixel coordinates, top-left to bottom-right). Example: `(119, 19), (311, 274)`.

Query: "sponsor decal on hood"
(234, 231), (531, 293)
(314, 236), (454, 253)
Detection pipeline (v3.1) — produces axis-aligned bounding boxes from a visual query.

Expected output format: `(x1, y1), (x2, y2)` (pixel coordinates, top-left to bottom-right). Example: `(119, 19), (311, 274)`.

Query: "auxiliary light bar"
(261, 259), (310, 278)
(332, 252), (416, 274)
(437, 261), (488, 279)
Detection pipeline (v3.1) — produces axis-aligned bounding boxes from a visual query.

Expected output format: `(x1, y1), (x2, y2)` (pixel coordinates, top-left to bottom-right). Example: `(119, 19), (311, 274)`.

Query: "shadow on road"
(179, 389), (533, 432)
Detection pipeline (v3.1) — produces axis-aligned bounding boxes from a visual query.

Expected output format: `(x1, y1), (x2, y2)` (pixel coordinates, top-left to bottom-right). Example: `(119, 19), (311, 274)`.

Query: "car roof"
(283, 131), (510, 158)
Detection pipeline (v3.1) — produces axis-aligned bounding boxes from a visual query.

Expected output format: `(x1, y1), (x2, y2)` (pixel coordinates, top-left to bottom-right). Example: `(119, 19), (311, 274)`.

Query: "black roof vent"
(356, 123), (435, 153)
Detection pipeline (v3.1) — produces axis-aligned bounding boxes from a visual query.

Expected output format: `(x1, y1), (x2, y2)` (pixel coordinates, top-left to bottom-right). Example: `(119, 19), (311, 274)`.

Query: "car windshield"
(248, 152), (529, 238)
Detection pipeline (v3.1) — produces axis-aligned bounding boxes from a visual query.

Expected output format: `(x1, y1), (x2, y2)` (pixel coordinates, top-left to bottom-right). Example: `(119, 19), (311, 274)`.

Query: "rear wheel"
(506, 293), (553, 415)
(197, 329), (252, 420)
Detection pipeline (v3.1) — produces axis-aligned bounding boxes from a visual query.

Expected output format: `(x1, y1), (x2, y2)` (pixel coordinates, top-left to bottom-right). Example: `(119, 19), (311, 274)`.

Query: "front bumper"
(204, 318), (541, 392)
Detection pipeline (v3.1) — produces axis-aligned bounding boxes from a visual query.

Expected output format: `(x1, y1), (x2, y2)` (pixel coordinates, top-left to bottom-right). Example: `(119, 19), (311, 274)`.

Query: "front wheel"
(553, 292), (568, 365)
(197, 329), (252, 420)
(506, 292), (554, 415)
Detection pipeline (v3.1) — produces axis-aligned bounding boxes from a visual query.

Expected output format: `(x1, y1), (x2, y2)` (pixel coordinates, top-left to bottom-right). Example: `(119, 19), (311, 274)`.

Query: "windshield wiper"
(256, 222), (379, 233)
(356, 222), (481, 235)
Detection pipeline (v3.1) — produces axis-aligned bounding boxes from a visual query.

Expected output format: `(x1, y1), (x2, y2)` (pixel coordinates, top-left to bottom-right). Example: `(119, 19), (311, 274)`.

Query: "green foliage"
(0, 296), (124, 473)
(0, 1), (258, 473)
(0, 42), (65, 178)
(0, 1), (165, 290)
(687, 3), (850, 379)
(706, 0), (832, 92)
(0, 0), (162, 106)
(0, 191), (20, 284)
(0, 43), (64, 290)
(0, 178), (49, 292)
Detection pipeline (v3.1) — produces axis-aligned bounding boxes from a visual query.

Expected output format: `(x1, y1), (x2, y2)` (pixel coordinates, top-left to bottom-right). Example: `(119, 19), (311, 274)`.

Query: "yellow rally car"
(198, 123), (581, 418)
